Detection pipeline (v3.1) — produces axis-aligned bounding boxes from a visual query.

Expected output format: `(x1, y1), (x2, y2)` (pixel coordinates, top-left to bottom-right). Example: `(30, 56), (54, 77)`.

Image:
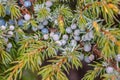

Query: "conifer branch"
(92, 44), (120, 73)
(5, 46), (47, 80)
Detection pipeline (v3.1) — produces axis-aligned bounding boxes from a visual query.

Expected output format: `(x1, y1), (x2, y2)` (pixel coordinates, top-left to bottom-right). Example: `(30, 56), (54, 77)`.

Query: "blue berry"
(82, 34), (91, 41)
(85, 34), (91, 41)
(6, 7), (10, 15)
(7, 42), (12, 49)
(71, 24), (77, 29)
(74, 29), (80, 36)
(115, 54), (120, 62)
(41, 28), (49, 34)
(9, 20), (15, 25)
(0, 18), (6, 26)
(32, 27), (38, 31)
(84, 56), (91, 63)
(38, 23), (44, 29)
(74, 36), (80, 41)
(42, 20), (48, 26)
(78, 54), (84, 61)
(61, 40), (66, 46)
(6, 48), (10, 52)
(53, 34), (60, 41)
(83, 44), (91, 52)
(66, 27), (72, 34)
(70, 40), (77, 46)
(62, 34), (68, 40)
(18, 19), (24, 26)
(24, 1), (32, 8)
(88, 31), (94, 39)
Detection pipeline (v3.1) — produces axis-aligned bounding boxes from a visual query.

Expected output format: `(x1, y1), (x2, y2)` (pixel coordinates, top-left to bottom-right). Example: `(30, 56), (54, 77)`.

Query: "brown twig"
(92, 44), (120, 73)
(92, 44), (102, 58)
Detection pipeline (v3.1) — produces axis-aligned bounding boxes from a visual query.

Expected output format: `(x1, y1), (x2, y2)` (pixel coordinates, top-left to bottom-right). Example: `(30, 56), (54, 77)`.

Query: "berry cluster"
(0, 0), (119, 76)
(0, 23), (15, 51)
(0, 0), (95, 63)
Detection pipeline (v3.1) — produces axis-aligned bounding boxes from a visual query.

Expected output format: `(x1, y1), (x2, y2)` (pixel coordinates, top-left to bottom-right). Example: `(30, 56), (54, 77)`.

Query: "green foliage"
(38, 46), (82, 80)
(0, 0), (120, 80)
(0, 3), (5, 17)
(0, 38), (12, 65)
(34, 4), (50, 21)
(10, 5), (21, 19)
(82, 62), (104, 80)
(4, 38), (48, 80)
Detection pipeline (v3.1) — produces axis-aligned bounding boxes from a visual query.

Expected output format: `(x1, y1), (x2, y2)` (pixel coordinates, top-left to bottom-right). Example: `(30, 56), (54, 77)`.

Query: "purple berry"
(7, 42), (12, 49)
(0, 25), (6, 30)
(4, 38), (8, 43)
(66, 27), (72, 34)
(62, 34), (69, 40)
(18, 19), (24, 26)
(106, 67), (113, 74)
(74, 29), (80, 36)
(43, 34), (49, 40)
(115, 54), (120, 62)
(82, 34), (91, 41)
(45, 1), (53, 7)
(84, 44), (91, 52)
(41, 28), (49, 34)
(74, 36), (80, 41)
(9, 25), (15, 30)
(88, 54), (95, 61)
(38, 23), (44, 30)
(78, 54), (84, 60)
(61, 40), (66, 46)
(32, 27), (38, 31)
(82, 35), (86, 41)
(71, 24), (77, 29)
(70, 40), (77, 46)
(24, 1), (32, 8)
(55, 41), (62, 46)
(84, 56), (91, 63)
(85, 34), (91, 41)
(8, 31), (13, 35)
(46, 7), (51, 12)
(88, 31), (94, 39)
(24, 14), (31, 21)
(9, 20), (15, 25)
(50, 32), (54, 37)
(0, 18), (6, 26)
(42, 20), (48, 26)
(53, 34), (60, 41)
